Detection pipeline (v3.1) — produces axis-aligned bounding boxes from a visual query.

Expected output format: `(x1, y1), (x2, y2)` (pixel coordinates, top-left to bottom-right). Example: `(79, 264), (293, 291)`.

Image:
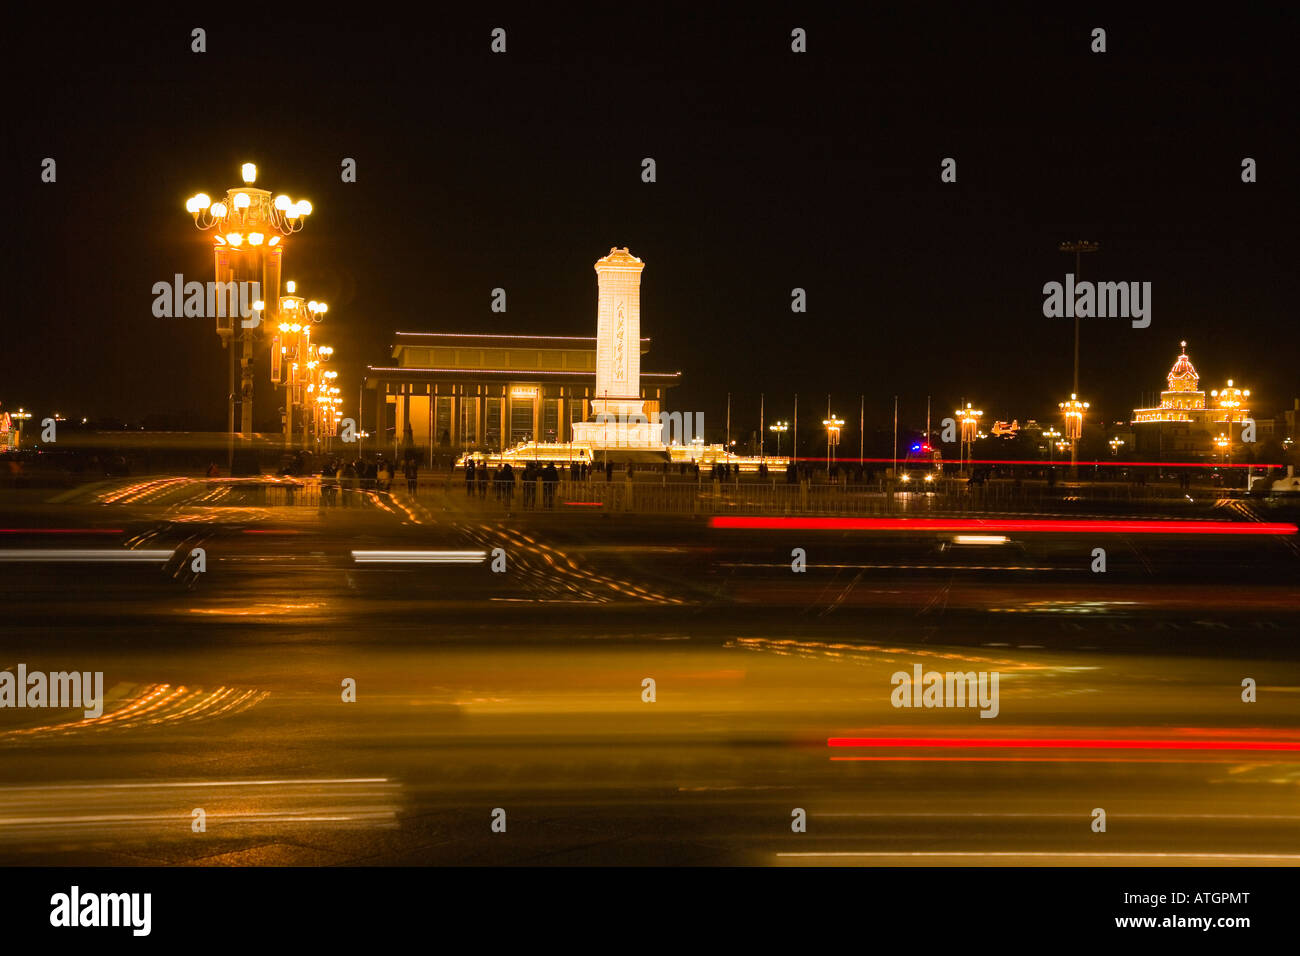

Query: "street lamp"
(1059, 392), (1089, 474)
(185, 163), (314, 472)
(1043, 427), (1061, 463)
(271, 281), (329, 451)
(822, 414), (844, 472)
(955, 403), (982, 474)
(11, 408), (31, 448)
(1211, 379), (1249, 437)
(1109, 436), (1125, 457)
(1214, 432), (1230, 465)
(318, 368), (338, 448)
(769, 420), (789, 458)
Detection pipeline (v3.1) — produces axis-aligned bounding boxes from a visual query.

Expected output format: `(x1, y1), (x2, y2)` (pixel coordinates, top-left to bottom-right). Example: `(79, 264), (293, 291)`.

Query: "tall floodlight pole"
(186, 163), (313, 472)
(1059, 241), (1099, 398)
(759, 393), (765, 461)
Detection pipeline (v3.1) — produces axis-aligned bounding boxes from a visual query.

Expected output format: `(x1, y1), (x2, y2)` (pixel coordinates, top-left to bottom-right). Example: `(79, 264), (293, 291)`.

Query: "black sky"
(6, 6), (1298, 446)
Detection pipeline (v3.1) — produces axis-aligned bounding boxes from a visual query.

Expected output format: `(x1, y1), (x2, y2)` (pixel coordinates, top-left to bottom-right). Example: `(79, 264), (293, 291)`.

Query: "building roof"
(594, 247), (645, 271)
(365, 365), (680, 382)
(394, 332), (651, 351)
(1167, 340), (1200, 389)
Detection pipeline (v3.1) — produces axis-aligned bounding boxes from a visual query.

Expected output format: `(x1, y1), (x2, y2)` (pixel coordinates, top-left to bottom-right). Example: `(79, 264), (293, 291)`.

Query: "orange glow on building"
(1132, 341), (1251, 426)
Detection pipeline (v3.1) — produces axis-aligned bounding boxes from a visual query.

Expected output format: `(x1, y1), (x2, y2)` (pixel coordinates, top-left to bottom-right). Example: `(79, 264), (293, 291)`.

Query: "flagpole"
(859, 394), (864, 463)
(892, 395), (898, 477)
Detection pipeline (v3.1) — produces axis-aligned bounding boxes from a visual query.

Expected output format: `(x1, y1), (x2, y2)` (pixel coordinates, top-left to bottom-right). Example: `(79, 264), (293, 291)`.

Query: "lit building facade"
(364, 332), (680, 458)
(1131, 341), (1272, 458)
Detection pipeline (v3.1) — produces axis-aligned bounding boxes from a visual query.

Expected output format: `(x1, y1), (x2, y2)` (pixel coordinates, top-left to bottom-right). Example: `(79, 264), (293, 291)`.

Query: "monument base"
(570, 419), (664, 449)
(571, 397), (664, 449)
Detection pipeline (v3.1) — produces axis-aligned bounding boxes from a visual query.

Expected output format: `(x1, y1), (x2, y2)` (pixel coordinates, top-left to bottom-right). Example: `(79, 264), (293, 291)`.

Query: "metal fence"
(253, 475), (1235, 516)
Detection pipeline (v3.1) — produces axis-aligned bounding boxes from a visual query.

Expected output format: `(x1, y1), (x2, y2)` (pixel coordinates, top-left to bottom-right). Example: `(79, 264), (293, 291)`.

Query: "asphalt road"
(1, 478), (1298, 865)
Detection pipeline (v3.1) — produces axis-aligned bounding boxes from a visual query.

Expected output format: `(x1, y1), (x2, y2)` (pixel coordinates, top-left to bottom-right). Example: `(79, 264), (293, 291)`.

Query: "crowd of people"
(317, 454), (414, 507)
(463, 458), (568, 509)
(310, 453), (838, 510)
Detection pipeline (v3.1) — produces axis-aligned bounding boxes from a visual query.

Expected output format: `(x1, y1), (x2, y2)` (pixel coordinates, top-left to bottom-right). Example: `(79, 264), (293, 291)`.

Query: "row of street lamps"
(760, 399), (1092, 473)
(185, 164), (343, 468)
(265, 281), (344, 449)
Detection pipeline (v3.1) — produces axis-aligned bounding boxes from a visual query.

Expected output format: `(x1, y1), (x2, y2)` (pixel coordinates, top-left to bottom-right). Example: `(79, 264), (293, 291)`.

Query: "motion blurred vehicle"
(899, 441), (943, 484)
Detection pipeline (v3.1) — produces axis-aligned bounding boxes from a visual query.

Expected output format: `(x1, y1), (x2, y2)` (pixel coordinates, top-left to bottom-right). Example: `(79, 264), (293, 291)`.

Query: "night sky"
(8, 7), (1298, 447)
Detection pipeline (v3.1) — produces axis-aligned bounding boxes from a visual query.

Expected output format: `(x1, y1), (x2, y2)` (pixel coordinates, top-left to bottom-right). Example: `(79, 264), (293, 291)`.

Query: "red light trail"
(710, 516), (1297, 534)
(829, 736), (1300, 751)
(790, 456), (1281, 469)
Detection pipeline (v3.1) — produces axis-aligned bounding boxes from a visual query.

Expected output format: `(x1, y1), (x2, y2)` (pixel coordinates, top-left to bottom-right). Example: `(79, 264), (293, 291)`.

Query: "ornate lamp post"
(822, 414), (844, 473)
(270, 279), (328, 450)
(1212, 378), (1251, 486)
(328, 389), (343, 447)
(1043, 427), (1061, 463)
(310, 344), (336, 443)
(1214, 432), (1230, 465)
(185, 163), (313, 471)
(10, 408), (31, 449)
(1211, 379), (1249, 437)
(317, 367), (338, 449)
(1059, 392), (1089, 475)
(956, 402), (982, 474)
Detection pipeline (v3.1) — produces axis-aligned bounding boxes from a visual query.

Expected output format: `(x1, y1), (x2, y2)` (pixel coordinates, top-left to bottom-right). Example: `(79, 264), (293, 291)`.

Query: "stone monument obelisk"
(573, 247), (661, 448)
(592, 247), (643, 418)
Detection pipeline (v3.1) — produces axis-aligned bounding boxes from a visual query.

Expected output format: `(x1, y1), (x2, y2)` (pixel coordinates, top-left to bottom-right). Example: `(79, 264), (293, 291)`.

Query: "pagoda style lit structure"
(1132, 341), (1251, 425)
(1130, 341), (1272, 459)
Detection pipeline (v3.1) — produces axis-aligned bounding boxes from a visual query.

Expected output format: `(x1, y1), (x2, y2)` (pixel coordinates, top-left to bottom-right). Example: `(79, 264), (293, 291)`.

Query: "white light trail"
(350, 550), (487, 565)
(0, 550), (175, 563)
